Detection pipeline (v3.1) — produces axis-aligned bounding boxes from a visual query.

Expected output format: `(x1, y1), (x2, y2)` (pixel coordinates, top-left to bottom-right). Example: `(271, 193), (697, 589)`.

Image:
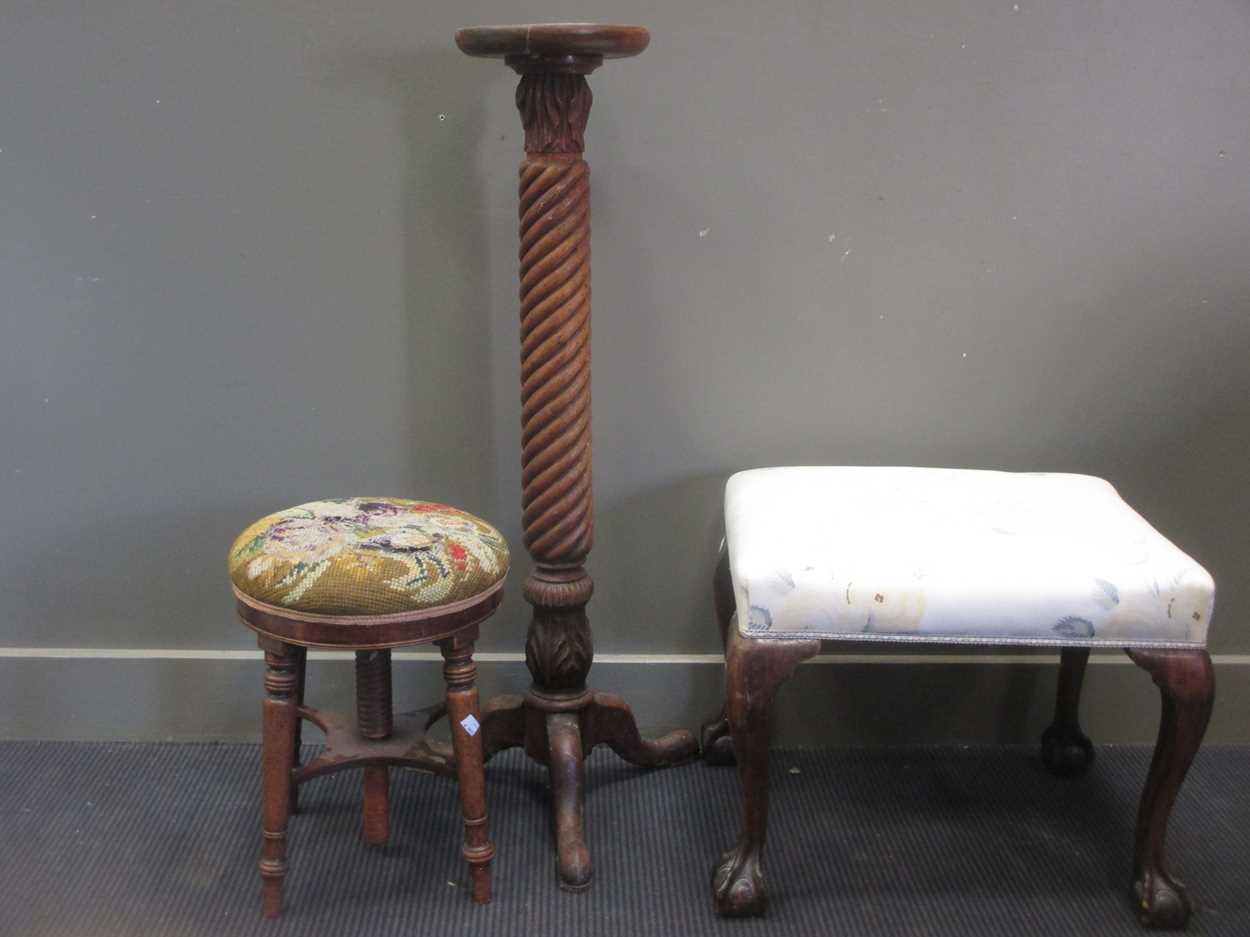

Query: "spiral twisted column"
(516, 72), (596, 696)
(457, 24), (698, 892)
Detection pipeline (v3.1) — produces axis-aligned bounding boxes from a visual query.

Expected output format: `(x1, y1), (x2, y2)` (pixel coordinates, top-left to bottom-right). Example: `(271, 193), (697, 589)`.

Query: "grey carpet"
(0, 742), (1247, 937)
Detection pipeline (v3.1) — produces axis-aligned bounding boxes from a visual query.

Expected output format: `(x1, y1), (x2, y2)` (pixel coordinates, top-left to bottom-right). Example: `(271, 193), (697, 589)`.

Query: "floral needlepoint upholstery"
(229, 498), (509, 617)
(726, 467), (1214, 648)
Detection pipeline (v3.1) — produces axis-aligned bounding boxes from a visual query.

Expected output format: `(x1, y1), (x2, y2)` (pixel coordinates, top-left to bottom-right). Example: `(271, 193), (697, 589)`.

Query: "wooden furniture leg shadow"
(701, 467), (1217, 929)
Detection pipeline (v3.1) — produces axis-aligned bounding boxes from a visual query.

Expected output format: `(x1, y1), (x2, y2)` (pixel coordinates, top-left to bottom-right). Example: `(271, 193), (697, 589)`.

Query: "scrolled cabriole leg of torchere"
(1125, 648), (1214, 930)
(547, 712), (591, 891)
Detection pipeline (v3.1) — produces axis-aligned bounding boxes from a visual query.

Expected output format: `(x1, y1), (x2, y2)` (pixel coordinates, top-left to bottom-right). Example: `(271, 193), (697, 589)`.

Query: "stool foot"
(1041, 720), (1094, 777)
(712, 839), (766, 916)
(260, 876), (284, 920)
(1041, 647), (1095, 777)
(1134, 869), (1191, 931)
(700, 708), (735, 766)
(468, 855), (492, 903)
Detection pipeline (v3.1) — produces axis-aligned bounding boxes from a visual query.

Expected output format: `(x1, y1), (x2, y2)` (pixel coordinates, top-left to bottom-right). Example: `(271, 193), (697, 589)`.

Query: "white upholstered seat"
(726, 466), (1213, 648)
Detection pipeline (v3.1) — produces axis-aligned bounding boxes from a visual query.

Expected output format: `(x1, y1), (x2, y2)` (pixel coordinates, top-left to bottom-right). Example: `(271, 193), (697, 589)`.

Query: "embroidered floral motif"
(229, 497), (509, 616)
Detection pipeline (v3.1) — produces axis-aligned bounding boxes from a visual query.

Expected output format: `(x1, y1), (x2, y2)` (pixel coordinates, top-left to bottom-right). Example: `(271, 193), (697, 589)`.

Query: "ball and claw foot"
(1134, 868), (1191, 930)
(712, 841), (768, 916)
(1040, 721), (1094, 777)
(700, 712), (735, 766)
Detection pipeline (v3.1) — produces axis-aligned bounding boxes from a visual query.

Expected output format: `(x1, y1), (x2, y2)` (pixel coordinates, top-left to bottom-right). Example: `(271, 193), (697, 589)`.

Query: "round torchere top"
(455, 23), (649, 73)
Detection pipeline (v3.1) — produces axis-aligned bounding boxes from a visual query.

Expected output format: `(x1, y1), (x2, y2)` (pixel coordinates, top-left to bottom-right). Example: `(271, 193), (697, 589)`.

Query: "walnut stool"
(228, 497), (509, 917)
(702, 467), (1216, 929)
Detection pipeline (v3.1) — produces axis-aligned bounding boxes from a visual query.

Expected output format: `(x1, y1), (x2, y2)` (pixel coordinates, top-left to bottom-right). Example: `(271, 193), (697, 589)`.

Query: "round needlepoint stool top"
(229, 496), (507, 916)
(229, 497), (509, 647)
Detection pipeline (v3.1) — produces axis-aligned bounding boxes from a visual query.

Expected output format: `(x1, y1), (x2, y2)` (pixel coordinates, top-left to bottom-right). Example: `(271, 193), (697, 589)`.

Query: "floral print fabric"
(229, 498), (509, 616)
(727, 467), (1213, 648)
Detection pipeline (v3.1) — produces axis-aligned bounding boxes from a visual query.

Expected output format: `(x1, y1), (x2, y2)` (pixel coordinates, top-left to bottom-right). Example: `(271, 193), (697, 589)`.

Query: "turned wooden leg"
(362, 766), (390, 846)
(547, 712), (591, 891)
(441, 635), (495, 903)
(1126, 648), (1214, 930)
(712, 628), (820, 917)
(289, 646), (307, 812)
(258, 637), (299, 919)
(1041, 647), (1095, 776)
(356, 649), (392, 846)
(700, 549), (736, 766)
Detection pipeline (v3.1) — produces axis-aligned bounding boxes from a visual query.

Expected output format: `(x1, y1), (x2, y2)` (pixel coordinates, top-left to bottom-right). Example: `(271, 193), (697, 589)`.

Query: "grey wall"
(2, 1), (1248, 743)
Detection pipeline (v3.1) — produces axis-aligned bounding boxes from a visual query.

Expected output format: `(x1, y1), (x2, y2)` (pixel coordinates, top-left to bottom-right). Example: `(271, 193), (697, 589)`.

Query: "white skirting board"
(1, 649), (1247, 744)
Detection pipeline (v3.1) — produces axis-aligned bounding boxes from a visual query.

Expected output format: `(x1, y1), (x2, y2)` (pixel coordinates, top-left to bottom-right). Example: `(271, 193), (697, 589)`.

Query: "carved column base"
(479, 690), (698, 890)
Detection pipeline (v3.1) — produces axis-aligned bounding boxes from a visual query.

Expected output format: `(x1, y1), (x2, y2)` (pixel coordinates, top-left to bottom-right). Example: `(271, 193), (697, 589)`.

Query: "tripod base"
(480, 690), (698, 890)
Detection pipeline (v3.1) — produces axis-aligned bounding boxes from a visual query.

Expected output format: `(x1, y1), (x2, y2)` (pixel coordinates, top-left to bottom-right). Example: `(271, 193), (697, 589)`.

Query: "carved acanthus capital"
(516, 73), (593, 154)
(524, 606), (593, 692)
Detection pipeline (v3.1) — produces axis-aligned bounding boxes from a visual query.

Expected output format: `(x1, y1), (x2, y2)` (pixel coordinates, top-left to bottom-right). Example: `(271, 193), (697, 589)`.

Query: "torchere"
(455, 23), (698, 891)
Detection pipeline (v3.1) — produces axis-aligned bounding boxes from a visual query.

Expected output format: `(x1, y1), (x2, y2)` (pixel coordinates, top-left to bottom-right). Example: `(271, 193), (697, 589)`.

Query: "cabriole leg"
(712, 629), (819, 917)
(547, 712), (591, 891)
(1126, 648), (1214, 930)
